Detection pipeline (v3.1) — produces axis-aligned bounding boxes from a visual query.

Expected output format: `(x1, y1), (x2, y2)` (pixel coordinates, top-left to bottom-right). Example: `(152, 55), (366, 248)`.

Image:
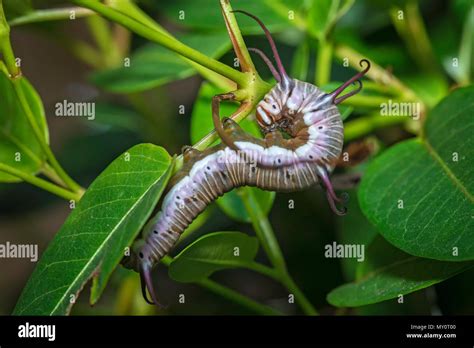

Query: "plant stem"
(12, 80), (83, 193)
(280, 273), (318, 316)
(245, 261), (280, 281)
(0, 163), (81, 201)
(85, 14), (121, 68)
(161, 256), (281, 315)
(315, 39), (333, 86)
(389, 2), (439, 74)
(72, 0), (248, 86)
(41, 163), (67, 186)
(334, 44), (420, 102)
(239, 188), (318, 315)
(174, 101), (255, 171)
(198, 278), (282, 315)
(344, 113), (409, 141)
(239, 188), (286, 272)
(340, 94), (403, 109)
(220, 0), (255, 73)
(0, 1), (20, 77)
(8, 7), (94, 26)
(1, 2), (83, 194)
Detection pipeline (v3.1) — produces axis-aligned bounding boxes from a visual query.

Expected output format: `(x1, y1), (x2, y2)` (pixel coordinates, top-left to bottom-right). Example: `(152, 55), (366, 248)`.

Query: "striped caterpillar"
(122, 10), (370, 306)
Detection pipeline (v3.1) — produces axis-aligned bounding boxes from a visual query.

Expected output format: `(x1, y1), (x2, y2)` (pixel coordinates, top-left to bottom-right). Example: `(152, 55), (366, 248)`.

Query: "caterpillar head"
(233, 10), (370, 216)
(232, 11), (369, 135)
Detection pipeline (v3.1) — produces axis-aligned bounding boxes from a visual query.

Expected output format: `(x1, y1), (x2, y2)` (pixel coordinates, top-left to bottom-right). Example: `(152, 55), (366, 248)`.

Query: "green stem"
(1, 2), (83, 194)
(173, 101), (255, 171)
(245, 261), (280, 281)
(72, 0), (248, 86)
(334, 44), (420, 102)
(239, 188), (318, 315)
(280, 273), (318, 316)
(0, 163), (81, 201)
(8, 7), (94, 26)
(220, 0), (255, 73)
(0, 1), (20, 77)
(198, 278), (281, 315)
(340, 95), (404, 109)
(41, 163), (67, 186)
(85, 14), (121, 68)
(56, 37), (102, 69)
(344, 113), (409, 141)
(239, 188), (286, 272)
(12, 80), (83, 193)
(389, 2), (439, 74)
(315, 39), (333, 86)
(161, 256), (281, 315)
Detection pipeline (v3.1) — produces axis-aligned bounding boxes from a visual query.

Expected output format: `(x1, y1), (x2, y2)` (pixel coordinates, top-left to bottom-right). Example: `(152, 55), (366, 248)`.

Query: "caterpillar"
(122, 10), (370, 306)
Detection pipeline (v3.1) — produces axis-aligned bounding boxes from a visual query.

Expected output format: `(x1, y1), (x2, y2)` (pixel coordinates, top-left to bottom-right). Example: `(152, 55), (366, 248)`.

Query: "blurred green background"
(0, 0), (472, 315)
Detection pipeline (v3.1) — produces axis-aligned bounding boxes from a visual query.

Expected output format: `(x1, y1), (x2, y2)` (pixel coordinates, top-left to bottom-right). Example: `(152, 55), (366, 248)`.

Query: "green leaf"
(169, 231), (259, 282)
(91, 32), (230, 93)
(358, 86), (474, 261)
(190, 82), (275, 223)
(327, 236), (474, 307)
(13, 144), (173, 315)
(155, 0), (304, 33)
(0, 72), (48, 182)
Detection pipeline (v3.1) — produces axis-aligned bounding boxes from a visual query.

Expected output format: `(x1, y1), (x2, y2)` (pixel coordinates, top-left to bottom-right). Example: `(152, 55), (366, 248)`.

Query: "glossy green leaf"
(0, 71), (48, 182)
(91, 32), (230, 93)
(190, 82), (275, 223)
(13, 144), (173, 315)
(169, 231), (259, 282)
(358, 86), (474, 261)
(155, 0), (304, 33)
(327, 236), (474, 307)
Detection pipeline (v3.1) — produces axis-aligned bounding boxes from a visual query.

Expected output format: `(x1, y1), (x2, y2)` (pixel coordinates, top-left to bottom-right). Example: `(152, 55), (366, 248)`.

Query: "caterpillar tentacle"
(248, 47), (281, 82)
(330, 59), (370, 103)
(232, 9), (288, 81)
